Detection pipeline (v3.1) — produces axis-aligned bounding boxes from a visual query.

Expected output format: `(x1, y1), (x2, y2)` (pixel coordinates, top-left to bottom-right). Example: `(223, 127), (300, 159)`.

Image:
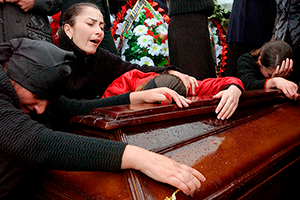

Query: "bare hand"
(168, 70), (198, 95)
(272, 77), (300, 100)
(121, 145), (206, 196)
(272, 58), (293, 78)
(5, 0), (34, 11)
(130, 87), (191, 108)
(213, 85), (242, 120)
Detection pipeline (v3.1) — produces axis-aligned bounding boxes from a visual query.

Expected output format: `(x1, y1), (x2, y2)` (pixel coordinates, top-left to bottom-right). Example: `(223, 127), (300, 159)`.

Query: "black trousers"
(168, 12), (216, 80)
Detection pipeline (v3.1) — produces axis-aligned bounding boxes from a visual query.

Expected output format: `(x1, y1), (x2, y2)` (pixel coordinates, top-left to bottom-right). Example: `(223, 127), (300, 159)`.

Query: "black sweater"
(237, 52), (266, 90)
(0, 67), (128, 198)
(237, 52), (300, 90)
(58, 31), (180, 100)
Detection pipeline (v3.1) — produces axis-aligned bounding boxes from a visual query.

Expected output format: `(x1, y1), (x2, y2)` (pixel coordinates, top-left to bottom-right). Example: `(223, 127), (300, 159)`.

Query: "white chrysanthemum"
(215, 43), (222, 57)
(133, 25), (148, 36)
(137, 35), (153, 48)
(216, 57), (221, 67)
(154, 11), (162, 20)
(116, 21), (126, 35)
(147, 43), (162, 56)
(121, 38), (129, 54)
(121, 55), (126, 61)
(160, 42), (169, 57)
(155, 24), (167, 33)
(139, 56), (154, 66)
(144, 18), (159, 27)
(130, 59), (141, 65)
(114, 37), (120, 49)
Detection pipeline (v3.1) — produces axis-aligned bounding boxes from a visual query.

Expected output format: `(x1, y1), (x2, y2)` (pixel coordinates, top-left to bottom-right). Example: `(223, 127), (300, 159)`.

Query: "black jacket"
(0, 66), (128, 199)
(0, 1), (61, 43)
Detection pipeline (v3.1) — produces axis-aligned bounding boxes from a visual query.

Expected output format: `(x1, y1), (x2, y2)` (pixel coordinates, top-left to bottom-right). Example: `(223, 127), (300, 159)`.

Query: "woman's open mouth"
(90, 39), (100, 46)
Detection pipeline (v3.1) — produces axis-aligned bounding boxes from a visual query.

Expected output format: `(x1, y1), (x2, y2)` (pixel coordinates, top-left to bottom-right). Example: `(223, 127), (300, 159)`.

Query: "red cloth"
(49, 12), (61, 45)
(102, 69), (244, 98)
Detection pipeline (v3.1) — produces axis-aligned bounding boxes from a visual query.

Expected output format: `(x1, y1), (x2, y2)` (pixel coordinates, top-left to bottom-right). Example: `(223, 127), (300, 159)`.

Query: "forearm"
(121, 145), (145, 170)
(52, 93), (131, 120)
(0, 101), (127, 171)
(265, 78), (275, 89)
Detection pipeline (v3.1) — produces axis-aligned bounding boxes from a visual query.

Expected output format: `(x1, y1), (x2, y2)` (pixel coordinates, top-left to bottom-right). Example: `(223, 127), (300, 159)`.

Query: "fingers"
(141, 88), (191, 108)
(166, 162), (205, 196)
(274, 78), (299, 100)
(168, 92), (191, 108)
(189, 76), (198, 95)
(213, 86), (241, 120)
(282, 86), (299, 100)
(137, 149), (206, 197)
(273, 58), (293, 78)
(159, 88), (191, 108)
(272, 65), (280, 77)
(215, 96), (235, 120)
(280, 59), (292, 77)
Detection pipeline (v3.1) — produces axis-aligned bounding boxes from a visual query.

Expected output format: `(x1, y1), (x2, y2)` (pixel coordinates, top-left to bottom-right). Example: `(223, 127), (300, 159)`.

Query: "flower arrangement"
(208, 1), (231, 77)
(112, 0), (170, 67)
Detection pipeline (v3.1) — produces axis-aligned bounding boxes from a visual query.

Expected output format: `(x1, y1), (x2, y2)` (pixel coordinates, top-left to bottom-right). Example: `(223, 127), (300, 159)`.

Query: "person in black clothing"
(0, 0), (61, 43)
(61, 0), (118, 55)
(225, 0), (277, 77)
(237, 40), (300, 100)
(0, 37), (205, 199)
(59, 2), (198, 100)
(168, 0), (216, 80)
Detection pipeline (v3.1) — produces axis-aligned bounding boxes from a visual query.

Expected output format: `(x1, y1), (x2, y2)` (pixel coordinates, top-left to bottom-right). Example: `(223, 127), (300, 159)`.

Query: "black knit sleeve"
(237, 53), (266, 90)
(51, 92), (131, 121)
(0, 98), (127, 172)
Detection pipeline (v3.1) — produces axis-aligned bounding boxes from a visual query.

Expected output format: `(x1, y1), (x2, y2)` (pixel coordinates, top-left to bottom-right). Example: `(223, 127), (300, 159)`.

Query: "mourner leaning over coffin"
(0, 38), (205, 199)
(58, 2), (198, 100)
(237, 40), (300, 100)
(102, 69), (244, 120)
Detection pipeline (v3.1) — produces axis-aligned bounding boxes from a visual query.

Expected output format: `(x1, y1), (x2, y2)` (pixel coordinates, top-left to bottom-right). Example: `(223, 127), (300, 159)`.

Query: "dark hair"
(138, 73), (187, 97)
(58, 2), (101, 37)
(251, 40), (293, 69)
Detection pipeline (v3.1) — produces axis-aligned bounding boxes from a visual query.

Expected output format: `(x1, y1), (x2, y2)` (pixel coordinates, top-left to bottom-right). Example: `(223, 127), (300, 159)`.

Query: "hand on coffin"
(129, 87), (191, 108)
(266, 77), (300, 100)
(213, 85), (242, 120)
(121, 145), (206, 197)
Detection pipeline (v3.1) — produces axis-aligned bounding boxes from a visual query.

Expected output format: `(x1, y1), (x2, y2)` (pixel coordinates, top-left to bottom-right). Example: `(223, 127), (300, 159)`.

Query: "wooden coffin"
(38, 89), (300, 200)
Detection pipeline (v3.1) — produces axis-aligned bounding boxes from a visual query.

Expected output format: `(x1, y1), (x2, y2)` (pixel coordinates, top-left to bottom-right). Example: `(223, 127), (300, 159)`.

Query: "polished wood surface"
(39, 89), (300, 199)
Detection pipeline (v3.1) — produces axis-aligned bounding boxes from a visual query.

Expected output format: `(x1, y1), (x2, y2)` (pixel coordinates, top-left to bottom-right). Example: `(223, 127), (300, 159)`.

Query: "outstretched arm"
(121, 145), (206, 196)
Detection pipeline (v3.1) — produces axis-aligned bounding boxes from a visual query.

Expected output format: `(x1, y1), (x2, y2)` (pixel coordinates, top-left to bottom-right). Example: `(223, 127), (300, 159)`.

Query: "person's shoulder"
(237, 52), (258, 70)
(238, 52), (256, 63)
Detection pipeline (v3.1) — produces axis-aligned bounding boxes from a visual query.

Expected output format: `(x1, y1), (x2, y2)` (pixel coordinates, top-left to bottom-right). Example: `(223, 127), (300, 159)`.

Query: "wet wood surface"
(39, 89), (300, 200)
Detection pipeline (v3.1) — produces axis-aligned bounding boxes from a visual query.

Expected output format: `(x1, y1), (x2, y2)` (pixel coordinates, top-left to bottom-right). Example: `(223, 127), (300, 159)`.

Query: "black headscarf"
(0, 38), (74, 101)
